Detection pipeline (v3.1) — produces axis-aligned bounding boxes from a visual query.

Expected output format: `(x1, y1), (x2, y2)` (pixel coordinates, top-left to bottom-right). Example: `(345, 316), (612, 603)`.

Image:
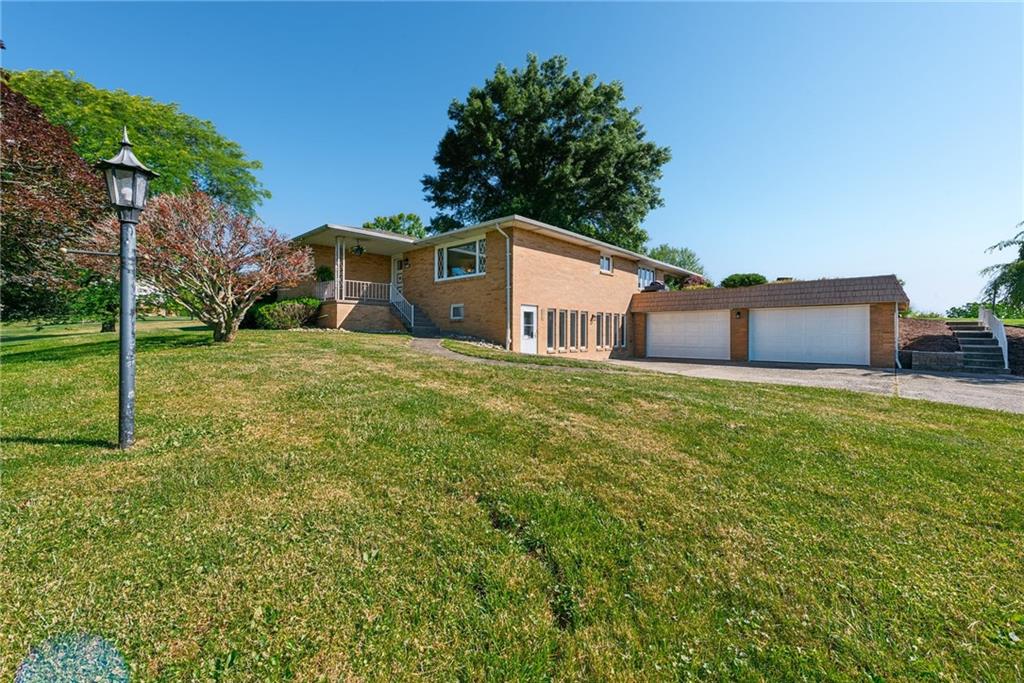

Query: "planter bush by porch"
(253, 297), (321, 329)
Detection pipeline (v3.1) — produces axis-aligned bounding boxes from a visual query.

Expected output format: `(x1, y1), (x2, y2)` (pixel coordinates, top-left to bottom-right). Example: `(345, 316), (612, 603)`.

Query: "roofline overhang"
(413, 215), (699, 278)
(291, 223), (418, 245)
(291, 215), (699, 278)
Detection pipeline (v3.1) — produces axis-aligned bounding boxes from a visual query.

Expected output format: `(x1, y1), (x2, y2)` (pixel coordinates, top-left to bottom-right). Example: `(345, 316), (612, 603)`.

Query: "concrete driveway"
(608, 358), (1024, 414)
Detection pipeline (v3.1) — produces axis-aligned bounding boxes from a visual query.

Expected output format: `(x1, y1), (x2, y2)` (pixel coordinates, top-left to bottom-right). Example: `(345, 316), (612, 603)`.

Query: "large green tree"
(422, 55), (671, 252)
(645, 243), (708, 288)
(362, 213), (426, 239)
(981, 221), (1024, 309)
(7, 70), (269, 212)
(645, 244), (705, 276)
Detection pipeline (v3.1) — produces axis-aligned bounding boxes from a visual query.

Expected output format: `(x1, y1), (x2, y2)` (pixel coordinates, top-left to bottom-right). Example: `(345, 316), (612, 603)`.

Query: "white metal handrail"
(345, 280), (390, 302)
(389, 284), (415, 327)
(979, 306), (1010, 370)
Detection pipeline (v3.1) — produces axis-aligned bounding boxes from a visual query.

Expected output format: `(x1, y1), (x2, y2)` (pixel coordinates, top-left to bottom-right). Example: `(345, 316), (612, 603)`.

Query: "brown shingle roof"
(631, 275), (910, 313)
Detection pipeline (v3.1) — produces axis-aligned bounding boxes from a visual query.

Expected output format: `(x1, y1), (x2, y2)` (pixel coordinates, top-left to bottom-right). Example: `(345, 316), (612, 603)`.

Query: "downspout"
(894, 303), (902, 369)
(495, 223), (512, 350)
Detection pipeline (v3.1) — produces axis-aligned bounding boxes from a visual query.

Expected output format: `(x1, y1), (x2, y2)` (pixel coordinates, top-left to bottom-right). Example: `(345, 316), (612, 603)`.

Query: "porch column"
(341, 238), (347, 301)
(333, 236), (341, 301)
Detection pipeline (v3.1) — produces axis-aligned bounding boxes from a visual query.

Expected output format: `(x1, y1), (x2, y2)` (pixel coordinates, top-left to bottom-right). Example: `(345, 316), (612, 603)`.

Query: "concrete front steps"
(392, 302), (441, 337)
(947, 321), (1007, 374)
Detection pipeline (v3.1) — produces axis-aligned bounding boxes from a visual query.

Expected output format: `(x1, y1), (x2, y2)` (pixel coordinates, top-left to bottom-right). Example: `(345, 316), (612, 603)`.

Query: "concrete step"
(963, 352), (1005, 362)
(960, 365), (1008, 375)
(958, 339), (1000, 347)
(962, 347), (1004, 356)
(953, 331), (994, 340)
(947, 322), (985, 329)
(963, 359), (1006, 369)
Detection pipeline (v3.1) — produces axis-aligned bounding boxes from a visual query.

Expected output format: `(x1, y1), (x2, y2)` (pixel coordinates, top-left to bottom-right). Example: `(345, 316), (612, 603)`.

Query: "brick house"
(285, 215), (690, 359)
(285, 215), (909, 367)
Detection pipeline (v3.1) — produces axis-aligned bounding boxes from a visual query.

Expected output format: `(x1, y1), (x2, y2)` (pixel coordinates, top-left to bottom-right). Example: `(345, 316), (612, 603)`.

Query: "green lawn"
(2, 321), (1021, 681)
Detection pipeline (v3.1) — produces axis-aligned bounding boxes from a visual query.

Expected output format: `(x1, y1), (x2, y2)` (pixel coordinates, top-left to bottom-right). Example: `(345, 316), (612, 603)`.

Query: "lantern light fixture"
(96, 127), (159, 221)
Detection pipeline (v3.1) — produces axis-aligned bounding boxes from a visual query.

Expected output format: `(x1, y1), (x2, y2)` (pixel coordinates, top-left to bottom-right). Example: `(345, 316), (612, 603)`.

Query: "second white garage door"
(646, 310), (731, 360)
(749, 305), (870, 365)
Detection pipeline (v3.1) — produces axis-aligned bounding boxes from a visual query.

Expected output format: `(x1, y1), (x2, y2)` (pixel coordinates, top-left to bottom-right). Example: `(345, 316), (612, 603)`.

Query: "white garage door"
(646, 310), (730, 360)
(749, 305), (870, 365)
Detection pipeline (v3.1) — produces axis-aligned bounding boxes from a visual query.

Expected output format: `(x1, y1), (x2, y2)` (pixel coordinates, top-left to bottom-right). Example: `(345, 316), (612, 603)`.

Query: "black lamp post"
(96, 127), (158, 449)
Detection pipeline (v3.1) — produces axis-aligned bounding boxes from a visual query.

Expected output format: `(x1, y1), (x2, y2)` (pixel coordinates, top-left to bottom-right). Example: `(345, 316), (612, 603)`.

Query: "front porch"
(284, 223), (420, 328)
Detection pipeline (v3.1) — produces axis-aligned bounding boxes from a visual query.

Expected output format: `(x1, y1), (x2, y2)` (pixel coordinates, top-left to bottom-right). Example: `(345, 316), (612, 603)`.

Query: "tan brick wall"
(730, 308), (749, 362)
(870, 303), (897, 368)
(317, 301), (403, 331)
(510, 227), (642, 359)
(402, 230), (508, 342)
(311, 244), (391, 284)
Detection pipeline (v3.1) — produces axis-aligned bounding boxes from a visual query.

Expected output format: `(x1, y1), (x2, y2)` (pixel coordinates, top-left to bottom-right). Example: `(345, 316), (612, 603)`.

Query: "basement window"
(450, 304), (464, 321)
(546, 309), (556, 352)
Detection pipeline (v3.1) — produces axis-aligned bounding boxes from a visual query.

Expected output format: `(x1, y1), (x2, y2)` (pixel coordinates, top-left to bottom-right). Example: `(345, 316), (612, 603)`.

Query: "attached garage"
(749, 305), (869, 365)
(646, 310), (730, 360)
(631, 275), (909, 368)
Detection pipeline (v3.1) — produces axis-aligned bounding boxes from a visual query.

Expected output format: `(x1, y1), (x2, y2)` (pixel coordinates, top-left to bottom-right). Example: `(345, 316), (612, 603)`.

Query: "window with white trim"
(569, 310), (578, 350)
(579, 311), (588, 349)
(613, 314), (620, 347)
(638, 267), (655, 290)
(605, 313), (612, 349)
(618, 314), (627, 348)
(558, 309), (567, 351)
(546, 309), (556, 352)
(595, 313), (604, 348)
(450, 303), (464, 321)
(599, 255), (613, 273)
(435, 238), (486, 280)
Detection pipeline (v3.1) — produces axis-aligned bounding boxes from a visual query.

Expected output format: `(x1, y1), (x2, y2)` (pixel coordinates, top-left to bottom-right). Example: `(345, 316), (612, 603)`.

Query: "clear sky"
(3, 2), (1021, 312)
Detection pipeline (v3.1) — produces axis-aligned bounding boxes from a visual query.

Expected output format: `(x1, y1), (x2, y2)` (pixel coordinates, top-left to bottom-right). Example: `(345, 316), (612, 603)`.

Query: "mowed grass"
(2, 321), (1022, 681)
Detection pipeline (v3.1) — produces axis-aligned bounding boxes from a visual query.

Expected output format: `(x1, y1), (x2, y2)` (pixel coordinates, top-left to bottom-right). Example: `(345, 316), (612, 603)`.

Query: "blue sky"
(3, 2), (1021, 312)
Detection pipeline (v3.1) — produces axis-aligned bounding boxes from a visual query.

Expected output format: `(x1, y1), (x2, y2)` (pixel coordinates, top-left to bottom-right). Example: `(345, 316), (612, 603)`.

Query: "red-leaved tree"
(89, 192), (313, 342)
(0, 74), (108, 319)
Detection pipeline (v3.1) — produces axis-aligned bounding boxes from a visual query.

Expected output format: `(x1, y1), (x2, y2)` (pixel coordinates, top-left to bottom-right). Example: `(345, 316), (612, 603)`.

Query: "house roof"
(291, 215), (698, 277)
(291, 223), (416, 256)
(631, 275), (910, 312)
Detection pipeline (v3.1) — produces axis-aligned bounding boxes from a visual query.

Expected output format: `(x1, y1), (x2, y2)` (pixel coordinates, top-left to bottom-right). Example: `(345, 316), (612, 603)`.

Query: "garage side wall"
(869, 303), (897, 368)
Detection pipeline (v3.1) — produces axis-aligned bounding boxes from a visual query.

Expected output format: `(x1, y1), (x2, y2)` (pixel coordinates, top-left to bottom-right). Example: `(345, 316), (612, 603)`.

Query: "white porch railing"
(979, 306), (1010, 370)
(389, 284), (415, 327)
(313, 281), (336, 300)
(345, 280), (390, 302)
(309, 280), (391, 302)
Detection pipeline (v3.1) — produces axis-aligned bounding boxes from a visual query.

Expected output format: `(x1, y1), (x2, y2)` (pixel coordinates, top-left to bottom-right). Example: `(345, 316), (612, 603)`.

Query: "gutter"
(495, 223), (512, 350)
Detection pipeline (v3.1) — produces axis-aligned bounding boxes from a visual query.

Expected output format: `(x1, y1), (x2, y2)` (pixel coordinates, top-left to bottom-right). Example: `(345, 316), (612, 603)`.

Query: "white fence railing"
(345, 280), (390, 302)
(307, 280), (394, 303)
(979, 306), (1010, 370)
(313, 281), (336, 300)
(389, 284), (415, 327)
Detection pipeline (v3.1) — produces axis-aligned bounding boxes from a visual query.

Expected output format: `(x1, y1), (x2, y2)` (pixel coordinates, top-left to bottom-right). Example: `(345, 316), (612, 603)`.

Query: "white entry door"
(391, 256), (404, 293)
(646, 310), (731, 360)
(520, 305), (538, 354)
(749, 305), (870, 365)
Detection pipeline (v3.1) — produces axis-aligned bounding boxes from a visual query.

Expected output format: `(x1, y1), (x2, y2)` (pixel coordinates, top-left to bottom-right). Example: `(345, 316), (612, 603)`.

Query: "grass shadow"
(1, 334), (214, 365)
(1, 435), (116, 449)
